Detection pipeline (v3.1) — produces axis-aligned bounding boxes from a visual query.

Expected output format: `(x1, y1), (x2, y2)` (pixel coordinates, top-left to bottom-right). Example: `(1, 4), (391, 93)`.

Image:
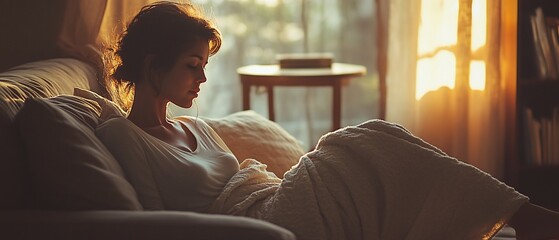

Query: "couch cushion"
(0, 58), (97, 120)
(202, 111), (304, 178)
(0, 58), (98, 210)
(1, 210), (296, 240)
(74, 87), (126, 122)
(14, 96), (142, 210)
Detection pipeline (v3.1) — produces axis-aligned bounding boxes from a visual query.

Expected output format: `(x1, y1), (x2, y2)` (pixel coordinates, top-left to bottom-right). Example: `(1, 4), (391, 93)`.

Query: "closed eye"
(187, 63), (202, 69)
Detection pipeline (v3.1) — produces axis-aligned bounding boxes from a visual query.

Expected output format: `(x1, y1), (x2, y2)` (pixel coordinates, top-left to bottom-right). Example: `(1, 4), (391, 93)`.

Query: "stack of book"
(531, 7), (559, 80)
(276, 53), (333, 69)
(522, 107), (559, 166)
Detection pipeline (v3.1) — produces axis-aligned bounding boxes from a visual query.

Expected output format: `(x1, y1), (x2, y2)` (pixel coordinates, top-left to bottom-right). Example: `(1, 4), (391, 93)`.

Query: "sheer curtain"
(57, 0), (107, 67)
(384, 0), (509, 178)
(58, 0), (153, 68)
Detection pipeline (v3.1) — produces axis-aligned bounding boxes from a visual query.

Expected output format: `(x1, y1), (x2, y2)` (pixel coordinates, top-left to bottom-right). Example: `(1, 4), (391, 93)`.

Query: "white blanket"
(209, 120), (527, 240)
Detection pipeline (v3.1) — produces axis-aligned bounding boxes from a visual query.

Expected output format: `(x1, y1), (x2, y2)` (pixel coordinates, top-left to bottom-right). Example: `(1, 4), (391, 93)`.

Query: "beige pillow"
(202, 111), (305, 178)
(14, 96), (142, 210)
(74, 87), (126, 121)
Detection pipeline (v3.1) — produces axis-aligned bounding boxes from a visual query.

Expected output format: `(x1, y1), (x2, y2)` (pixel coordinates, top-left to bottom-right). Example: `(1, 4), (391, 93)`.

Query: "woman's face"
(157, 39), (209, 108)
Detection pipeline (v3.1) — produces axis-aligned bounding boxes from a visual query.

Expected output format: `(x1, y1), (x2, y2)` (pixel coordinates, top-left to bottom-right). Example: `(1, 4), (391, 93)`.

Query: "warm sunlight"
(470, 60), (486, 90)
(417, 0), (458, 55)
(470, 0), (487, 90)
(471, 0), (486, 51)
(416, 51), (456, 100)
(416, 0), (487, 100)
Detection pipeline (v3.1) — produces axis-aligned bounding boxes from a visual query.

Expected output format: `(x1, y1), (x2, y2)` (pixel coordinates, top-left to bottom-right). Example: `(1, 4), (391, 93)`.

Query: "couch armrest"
(0, 210), (295, 240)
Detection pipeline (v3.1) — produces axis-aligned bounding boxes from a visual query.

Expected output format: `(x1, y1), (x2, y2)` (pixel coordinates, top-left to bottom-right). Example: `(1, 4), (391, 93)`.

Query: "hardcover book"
(276, 53), (333, 69)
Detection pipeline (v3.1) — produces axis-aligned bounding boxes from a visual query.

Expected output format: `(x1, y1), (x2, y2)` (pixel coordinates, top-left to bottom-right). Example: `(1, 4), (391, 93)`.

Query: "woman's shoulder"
(173, 115), (196, 123)
(173, 115), (231, 152)
(173, 115), (211, 130)
(95, 117), (143, 139)
(98, 117), (134, 129)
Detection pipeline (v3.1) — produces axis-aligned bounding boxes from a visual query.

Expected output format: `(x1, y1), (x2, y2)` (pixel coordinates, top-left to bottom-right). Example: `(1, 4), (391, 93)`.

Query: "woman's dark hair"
(104, 1), (221, 110)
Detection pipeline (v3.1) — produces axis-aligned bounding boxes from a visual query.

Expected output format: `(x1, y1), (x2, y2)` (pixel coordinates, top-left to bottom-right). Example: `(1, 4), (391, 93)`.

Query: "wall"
(0, 0), (68, 71)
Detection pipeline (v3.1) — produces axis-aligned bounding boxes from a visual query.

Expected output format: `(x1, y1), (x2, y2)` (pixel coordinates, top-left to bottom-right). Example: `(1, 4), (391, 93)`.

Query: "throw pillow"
(74, 87), (126, 122)
(201, 110), (305, 178)
(14, 96), (142, 210)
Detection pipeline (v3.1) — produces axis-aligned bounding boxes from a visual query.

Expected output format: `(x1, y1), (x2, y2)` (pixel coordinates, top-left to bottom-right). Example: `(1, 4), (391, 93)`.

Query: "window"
(171, 0), (379, 148)
(415, 0), (487, 100)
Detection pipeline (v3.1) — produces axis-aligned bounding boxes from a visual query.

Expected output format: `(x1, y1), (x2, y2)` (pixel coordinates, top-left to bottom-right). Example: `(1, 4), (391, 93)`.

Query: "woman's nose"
(198, 70), (207, 83)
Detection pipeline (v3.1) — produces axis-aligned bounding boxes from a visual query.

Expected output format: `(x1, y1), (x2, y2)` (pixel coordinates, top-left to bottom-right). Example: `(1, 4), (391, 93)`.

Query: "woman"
(97, 1), (559, 239)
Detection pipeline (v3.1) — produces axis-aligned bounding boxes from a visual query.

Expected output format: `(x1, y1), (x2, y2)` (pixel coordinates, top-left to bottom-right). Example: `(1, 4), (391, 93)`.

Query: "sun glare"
(417, 0), (458, 55)
(469, 0), (486, 91)
(470, 60), (486, 90)
(416, 0), (487, 100)
(471, 0), (486, 51)
(416, 51), (456, 100)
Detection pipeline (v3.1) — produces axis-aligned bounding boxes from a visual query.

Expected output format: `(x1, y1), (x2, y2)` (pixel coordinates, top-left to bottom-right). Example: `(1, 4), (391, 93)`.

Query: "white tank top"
(95, 116), (240, 212)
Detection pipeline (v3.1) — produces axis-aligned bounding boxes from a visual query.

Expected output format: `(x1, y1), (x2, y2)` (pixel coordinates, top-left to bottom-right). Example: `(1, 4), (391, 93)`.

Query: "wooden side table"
(237, 63), (366, 131)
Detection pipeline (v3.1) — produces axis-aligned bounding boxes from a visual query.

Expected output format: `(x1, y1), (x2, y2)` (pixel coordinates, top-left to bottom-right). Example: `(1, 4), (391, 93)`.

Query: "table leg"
(332, 81), (341, 131)
(242, 82), (250, 110)
(267, 86), (275, 121)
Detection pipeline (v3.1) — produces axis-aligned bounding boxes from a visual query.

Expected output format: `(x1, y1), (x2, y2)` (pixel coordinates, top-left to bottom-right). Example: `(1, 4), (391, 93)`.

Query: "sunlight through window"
(416, 0), (487, 100)
(416, 0), (458, 100)
(417, 0), (458, 55)
(416, 51), (456, 100)
(469, 60), (486, 90)
(471, 0), (486, 51)
(470, 0), (486, 91)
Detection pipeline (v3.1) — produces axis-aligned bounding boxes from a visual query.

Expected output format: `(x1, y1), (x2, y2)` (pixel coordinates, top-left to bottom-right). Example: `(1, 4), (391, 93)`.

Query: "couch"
(0, 58), (302, 240)
(0, 58), (518, 240)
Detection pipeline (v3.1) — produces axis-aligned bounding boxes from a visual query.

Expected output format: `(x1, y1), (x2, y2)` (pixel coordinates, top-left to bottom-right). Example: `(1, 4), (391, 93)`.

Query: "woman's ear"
(142, 55), (161, 95)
